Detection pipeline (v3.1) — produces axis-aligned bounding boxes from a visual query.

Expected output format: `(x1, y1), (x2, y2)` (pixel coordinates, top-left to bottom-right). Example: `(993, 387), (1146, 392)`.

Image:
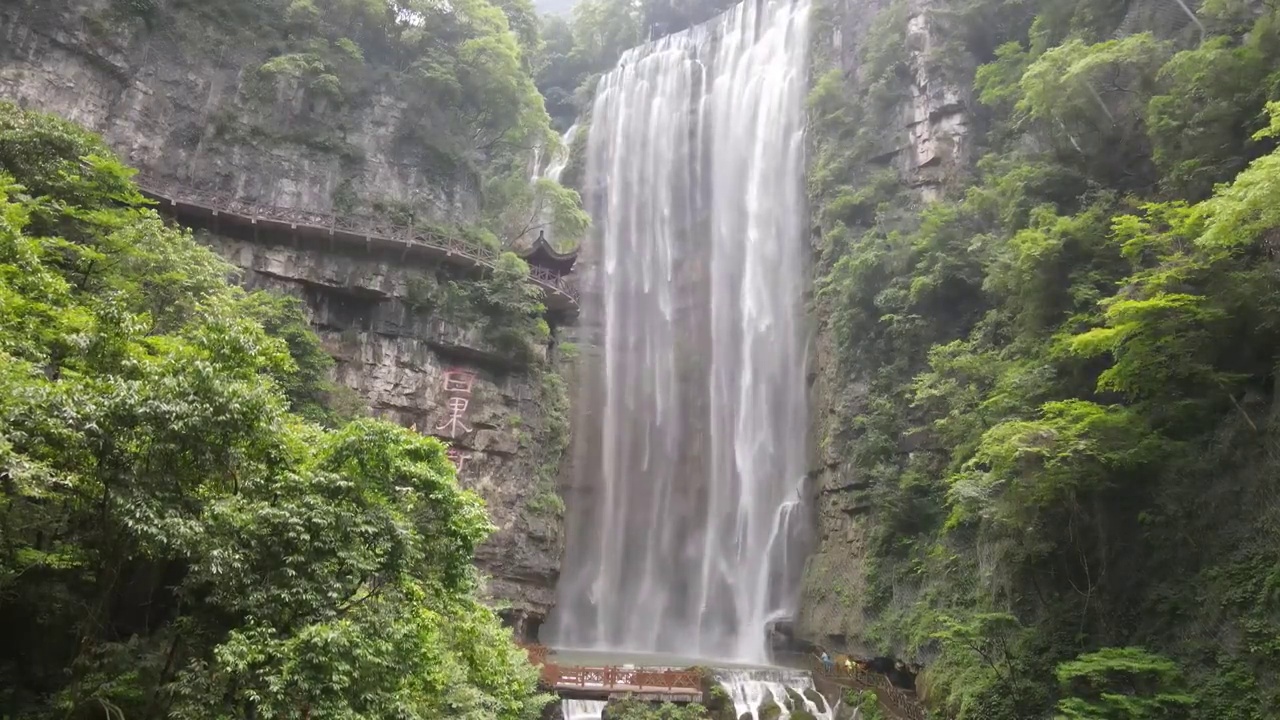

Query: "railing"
(515, 644), (921, 716)
(543, 664), (702, 691)
(517, 645), (701, 694)
(811, 660), (927, 720)
(133, 176), (579, 308)
(521, 643), (550, 666)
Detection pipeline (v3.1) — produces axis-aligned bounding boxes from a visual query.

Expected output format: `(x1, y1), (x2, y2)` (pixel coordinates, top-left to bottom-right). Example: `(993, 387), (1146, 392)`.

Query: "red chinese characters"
(435, 368), (478, 477)
(445, 446), (471, 473)
(435, 368), (476, 439)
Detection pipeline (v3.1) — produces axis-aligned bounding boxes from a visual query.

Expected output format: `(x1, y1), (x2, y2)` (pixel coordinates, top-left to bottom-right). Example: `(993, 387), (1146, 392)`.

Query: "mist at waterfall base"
(549, 0), (814, 668)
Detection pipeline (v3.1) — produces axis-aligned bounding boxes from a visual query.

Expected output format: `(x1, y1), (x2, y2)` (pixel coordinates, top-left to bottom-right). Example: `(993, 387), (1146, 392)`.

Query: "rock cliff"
(0, 0), (570, 636)
(207, 234), (569, 634)
(799, 0), (973, 655)
(0, 0), (476, 221)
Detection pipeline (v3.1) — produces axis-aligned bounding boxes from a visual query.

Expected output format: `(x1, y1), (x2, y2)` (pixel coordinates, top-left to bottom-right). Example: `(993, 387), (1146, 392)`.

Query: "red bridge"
(519, 645), (703, 702)
(519, 645), (929, 719)
(134, 177), (579, 314)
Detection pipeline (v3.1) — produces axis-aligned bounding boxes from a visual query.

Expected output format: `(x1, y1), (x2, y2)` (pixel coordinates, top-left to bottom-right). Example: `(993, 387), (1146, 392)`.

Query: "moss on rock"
(757, 696), (783, 720)
(784, 688), (806, 710)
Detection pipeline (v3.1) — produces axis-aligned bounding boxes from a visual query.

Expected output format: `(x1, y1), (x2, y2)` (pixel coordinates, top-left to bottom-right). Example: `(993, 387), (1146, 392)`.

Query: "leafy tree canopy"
(807, 0), (1280, 718)
(0, 101), (549, 720)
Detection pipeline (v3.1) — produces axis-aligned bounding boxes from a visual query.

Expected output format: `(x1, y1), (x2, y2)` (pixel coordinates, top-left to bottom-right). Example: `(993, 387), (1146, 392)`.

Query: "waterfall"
(716, 668), (834, 720)
(550, 0), (812, 664)
(561, 699), (607, 720)
(528, 123), (579, 245)
(544, 124), (579, 184)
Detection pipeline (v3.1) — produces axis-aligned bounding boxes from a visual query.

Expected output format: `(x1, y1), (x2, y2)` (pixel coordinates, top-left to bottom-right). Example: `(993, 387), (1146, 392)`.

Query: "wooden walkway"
(516, 645), (928, 717)
(133, 176), (579, 314)
(810, 662), (927, 720)
(520, 645), (703, 702)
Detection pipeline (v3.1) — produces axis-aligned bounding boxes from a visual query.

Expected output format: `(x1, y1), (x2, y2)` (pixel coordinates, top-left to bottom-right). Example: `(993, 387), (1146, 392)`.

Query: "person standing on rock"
(820, 650), (833, 674)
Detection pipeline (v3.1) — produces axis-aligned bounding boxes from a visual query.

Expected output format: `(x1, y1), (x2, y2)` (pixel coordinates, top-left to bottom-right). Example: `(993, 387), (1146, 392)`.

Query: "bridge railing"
(542, 664), (701, 691)
(133, 176), (580, 306)
(516, 645), (701, 692)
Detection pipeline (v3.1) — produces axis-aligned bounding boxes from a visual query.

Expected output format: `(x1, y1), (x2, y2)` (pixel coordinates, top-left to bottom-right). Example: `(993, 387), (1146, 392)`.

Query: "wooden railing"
(521, 643), (550, 666)
(133, 176), (579, 309)
(517, 645), (701, 694)
(543, 664), (703, 691)
(515, 644), (920, 715)
(811, 661), (927, 720)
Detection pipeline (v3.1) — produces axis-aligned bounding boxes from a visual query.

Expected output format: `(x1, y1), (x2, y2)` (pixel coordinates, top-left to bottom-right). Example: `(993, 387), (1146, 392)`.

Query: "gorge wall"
(0, 0), (571, 635)
(799, 0), (973, 656)
(0, 0), (475, 221)
(208, 235), (572, 634)
(799, 0), (1280, 717)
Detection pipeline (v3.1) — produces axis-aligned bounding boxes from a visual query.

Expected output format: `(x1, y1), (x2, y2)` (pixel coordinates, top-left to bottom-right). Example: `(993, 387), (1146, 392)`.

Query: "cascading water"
(528, 124), (580, 244)
(550, 0), (812, 664)
(717, 668), (834, 720)
(561, 699), (607, 720)
(543, 124), (578, 184)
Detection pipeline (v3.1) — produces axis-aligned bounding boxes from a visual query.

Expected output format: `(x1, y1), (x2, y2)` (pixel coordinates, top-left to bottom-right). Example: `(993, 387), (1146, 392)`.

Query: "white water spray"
(528, 124), (580, 245)
(551, 0), (812, 663)
(717, 668), (833, 720)
(561, 699), (607, 720)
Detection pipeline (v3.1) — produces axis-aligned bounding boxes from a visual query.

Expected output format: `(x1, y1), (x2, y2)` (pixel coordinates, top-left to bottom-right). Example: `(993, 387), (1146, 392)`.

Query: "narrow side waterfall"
(551, 0), (812, 663)
(717, 668), (834, 720)
(529, 124), (580, 244)
(544, 124), (578, 184)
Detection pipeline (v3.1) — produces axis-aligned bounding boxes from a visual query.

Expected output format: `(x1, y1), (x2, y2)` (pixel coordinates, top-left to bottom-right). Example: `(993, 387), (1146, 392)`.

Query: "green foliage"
(486, 172), (590, 250)
(474, 253), (552, 364)
(524, 368), (569, 518)
(0, 101), (545, 720)
(603, 699), (708, 720)
(236, 291), (365, 426)
(808, 1), (1280, 719)
(1055, 648), (1195, 720)
(402, 254), (551, 368)
(841, 689), (884, 720)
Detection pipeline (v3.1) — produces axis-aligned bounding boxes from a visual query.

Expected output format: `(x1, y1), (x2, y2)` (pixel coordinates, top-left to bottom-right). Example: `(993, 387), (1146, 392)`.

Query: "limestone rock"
(757, 696), (783, 720)
(799, 0), (972, 656)
(0, 0), (478, 222)
(785, 687), (806, 710)
(206, 233), (566, 632)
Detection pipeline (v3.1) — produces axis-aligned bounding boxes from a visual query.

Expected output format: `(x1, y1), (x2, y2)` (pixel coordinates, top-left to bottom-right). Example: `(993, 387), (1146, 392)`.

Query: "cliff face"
(0, 0), (568, 636)
(0, 0), (476, 221)
(207, 236), (568, 633)
(801, 0), (1280, 716)
(798, 0), (973, 655)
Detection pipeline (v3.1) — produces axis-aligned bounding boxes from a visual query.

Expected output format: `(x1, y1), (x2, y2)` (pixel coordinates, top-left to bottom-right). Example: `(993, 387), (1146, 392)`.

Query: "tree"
(0, 100), (549, 720)
(1055, 648), (1196, 720)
